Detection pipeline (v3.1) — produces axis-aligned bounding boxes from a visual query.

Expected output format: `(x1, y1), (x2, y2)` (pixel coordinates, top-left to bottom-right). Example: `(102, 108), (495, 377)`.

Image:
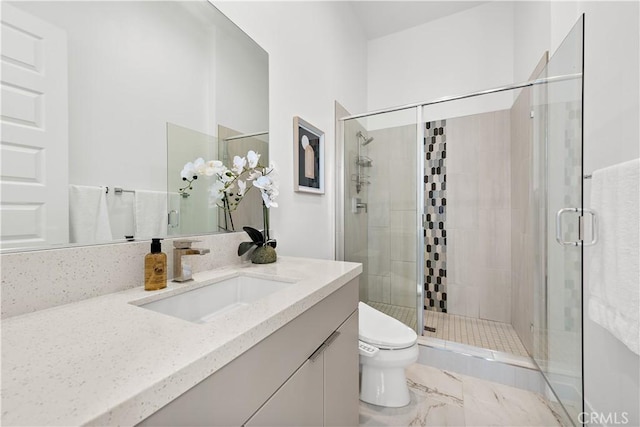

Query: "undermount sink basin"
(139, 275), (296, 324)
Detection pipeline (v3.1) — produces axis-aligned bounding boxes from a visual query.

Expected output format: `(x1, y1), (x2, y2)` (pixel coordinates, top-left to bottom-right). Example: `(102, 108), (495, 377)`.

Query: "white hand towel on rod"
(134, 190), (168, 239)
(69, 185), (113, 243)
(588, 158), (640, 355)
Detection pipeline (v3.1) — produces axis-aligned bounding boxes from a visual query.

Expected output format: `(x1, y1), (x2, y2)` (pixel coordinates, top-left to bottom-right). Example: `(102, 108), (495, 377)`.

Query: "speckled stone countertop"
(1, 257), (362, 426)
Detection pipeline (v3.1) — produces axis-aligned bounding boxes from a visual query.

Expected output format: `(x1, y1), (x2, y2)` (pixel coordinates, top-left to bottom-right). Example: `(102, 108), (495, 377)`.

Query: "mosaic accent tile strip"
(424, 120), (447, 312)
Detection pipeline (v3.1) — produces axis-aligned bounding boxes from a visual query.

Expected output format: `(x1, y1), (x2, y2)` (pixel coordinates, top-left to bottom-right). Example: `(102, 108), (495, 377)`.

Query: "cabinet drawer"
(244, 357), (324, 427)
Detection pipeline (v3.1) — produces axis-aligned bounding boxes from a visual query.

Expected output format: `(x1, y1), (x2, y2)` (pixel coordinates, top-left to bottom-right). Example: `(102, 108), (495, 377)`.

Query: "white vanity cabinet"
(138, 277), (359, 427)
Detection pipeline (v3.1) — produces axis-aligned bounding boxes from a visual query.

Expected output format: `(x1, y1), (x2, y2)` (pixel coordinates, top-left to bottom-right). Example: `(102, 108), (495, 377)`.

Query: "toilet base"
(360, 364), (411, 408)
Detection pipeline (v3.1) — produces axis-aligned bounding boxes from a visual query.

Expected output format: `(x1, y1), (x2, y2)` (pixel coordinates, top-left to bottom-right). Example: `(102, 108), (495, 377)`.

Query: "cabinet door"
(323, 310), (359, 427)
(244, 356), (323, 427)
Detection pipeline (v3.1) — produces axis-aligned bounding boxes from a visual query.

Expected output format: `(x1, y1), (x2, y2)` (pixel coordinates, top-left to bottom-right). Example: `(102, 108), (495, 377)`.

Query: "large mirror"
(0, 1), (269, 252)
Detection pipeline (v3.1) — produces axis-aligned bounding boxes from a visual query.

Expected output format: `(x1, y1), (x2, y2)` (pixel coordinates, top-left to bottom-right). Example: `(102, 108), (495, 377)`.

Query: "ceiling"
(348, 1), (489, 40)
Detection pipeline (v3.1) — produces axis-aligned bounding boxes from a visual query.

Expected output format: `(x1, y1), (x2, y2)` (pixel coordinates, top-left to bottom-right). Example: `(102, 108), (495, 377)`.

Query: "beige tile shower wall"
(366, 124), (416, 308)
(510, 88), (535, 354)
(447, 110), (512, 322)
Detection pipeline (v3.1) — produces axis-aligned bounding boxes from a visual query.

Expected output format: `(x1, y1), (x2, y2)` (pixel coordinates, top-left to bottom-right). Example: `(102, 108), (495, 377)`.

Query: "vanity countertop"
(1, 256), (362, 426)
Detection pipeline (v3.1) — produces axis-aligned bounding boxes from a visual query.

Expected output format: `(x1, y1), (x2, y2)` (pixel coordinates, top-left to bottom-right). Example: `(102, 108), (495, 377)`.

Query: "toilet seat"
(359, 302), (417, 350)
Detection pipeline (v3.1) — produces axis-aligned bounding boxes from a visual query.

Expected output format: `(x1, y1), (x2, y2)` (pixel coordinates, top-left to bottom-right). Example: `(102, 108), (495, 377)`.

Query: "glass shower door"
(533, 15), (585, 425)
(342, 108), (421, 332)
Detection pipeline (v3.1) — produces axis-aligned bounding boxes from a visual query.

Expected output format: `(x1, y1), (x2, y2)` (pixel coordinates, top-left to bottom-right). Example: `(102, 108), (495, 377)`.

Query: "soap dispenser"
(145, 238), (167, 291)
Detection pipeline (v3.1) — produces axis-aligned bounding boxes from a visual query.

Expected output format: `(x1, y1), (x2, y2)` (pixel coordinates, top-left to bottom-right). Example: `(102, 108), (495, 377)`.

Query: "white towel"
(69, 185), (113, 243)
(134, 190), (168, 239)
(588, 158), (640, 355)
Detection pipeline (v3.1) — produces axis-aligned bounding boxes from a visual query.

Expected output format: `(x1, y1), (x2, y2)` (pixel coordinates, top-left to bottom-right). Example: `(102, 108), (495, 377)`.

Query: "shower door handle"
(581, 208), (598, 246)
(555, 207), (598, 246)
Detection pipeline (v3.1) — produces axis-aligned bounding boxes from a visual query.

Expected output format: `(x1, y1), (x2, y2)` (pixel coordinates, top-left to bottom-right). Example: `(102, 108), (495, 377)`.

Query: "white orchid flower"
(253, 175), (271, 190)
(232, 155), (246, 175)
(237, 180), (247, 196)
(247, 150), (260, 168)
(247, 169), (262, 181)
(221, 170), (235, 183)
(253, 175), (279, 208)
(183, 153), (279, 212)
(205, 160), (225, 176)
(261, 191), (278, 208)
(193, 157), (207, 175)
(209, 180), (225, 204)
(180, 161), (196, 179)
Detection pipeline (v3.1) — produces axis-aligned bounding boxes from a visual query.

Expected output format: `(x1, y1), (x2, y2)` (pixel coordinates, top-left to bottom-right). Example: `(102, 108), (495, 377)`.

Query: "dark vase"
(251, 245), (277, 264)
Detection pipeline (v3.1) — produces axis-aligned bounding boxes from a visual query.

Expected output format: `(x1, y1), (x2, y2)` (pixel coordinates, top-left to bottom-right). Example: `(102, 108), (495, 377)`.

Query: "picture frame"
(293, 116), (325, 194)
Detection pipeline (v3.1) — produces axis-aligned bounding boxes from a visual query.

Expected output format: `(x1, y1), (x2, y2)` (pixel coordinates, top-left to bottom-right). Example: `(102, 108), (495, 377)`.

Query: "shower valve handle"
(351, 197), (368, 214)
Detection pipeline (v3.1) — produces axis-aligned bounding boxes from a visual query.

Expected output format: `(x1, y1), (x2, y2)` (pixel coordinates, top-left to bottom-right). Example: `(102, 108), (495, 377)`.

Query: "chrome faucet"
(172, 240), (210, 282)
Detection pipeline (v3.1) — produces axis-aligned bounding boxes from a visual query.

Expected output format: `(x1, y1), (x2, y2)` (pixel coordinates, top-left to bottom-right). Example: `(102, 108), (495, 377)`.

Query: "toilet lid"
(358, 302), (418, 349)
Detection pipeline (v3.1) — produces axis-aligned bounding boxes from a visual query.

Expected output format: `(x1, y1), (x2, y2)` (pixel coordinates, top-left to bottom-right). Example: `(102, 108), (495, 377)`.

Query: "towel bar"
(105, 187), (135, 195)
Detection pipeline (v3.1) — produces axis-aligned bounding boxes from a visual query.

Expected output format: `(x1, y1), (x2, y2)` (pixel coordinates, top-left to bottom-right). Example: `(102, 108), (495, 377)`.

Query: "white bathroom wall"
(515, 2), (640, 424)
(367, 1), (515, 115)
(213, 1), (368, 260)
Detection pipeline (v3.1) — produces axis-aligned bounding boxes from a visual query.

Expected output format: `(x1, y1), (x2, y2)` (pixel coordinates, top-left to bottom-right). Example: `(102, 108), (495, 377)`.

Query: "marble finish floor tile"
(359, 363), (563, 427)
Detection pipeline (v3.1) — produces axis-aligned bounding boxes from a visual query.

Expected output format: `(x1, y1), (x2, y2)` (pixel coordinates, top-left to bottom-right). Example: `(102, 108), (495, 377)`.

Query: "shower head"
(356, 130), (374, 146)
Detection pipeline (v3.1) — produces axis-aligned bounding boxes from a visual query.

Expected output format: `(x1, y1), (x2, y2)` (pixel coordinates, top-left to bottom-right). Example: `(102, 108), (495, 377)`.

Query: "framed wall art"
(293, 116), (324, 194)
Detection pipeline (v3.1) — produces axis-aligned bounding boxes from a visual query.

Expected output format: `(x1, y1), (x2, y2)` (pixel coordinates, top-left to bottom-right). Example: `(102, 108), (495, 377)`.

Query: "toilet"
(358, 301), (419, 408)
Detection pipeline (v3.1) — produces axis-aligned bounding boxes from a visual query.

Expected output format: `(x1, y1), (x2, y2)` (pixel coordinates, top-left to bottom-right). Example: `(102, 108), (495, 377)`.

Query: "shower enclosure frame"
(336, 72), (580, 336)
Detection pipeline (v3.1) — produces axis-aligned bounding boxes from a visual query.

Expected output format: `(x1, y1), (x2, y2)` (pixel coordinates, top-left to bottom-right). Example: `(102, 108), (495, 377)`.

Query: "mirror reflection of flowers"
(179, 150), (278, 240)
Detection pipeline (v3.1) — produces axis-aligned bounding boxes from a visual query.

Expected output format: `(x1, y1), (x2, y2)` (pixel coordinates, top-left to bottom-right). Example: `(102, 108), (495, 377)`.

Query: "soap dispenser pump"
(145, 238), (167, 291)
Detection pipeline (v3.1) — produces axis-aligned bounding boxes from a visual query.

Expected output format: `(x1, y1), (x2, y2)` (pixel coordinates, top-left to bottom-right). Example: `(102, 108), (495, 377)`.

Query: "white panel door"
(1, 3), (68, 249)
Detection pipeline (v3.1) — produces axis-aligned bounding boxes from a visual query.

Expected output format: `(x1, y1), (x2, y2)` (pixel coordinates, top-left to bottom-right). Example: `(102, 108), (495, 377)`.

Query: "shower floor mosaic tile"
(366, 302), (528, 357)
(359, 363), (563, 427)
(424, 310), (529, 357)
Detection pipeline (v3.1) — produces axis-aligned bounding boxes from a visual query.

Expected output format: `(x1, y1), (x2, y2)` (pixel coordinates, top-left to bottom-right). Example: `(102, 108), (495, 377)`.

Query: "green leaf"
(237, 241), (256, 256)
(243, 226), (265, 245)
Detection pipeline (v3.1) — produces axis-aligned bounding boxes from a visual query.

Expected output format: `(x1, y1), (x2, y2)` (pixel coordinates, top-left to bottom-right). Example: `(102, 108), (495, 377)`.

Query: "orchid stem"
(263, 203), (269, 243)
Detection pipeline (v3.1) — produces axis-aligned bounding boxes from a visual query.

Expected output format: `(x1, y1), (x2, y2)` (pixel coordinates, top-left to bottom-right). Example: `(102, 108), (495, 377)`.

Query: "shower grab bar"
(555, 207), (598, 246)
